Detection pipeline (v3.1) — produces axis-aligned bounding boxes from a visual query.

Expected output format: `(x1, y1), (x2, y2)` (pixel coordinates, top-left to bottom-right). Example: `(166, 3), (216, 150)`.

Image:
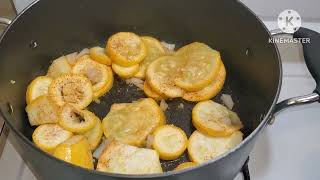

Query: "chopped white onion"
(161, 41), (175, 51)
(93, 138), (109, 159)
(94, 99), (101, 104)
(76, 48), (89, 59)
(221, 94), (234, 110)
(87, 66), (101, 83)
(160, 99), (168, 111)
(177, 103), (184, 109)
(125, 78), (144, 90)
(65, 52), (78, 65)
(145, 135), (154, 149)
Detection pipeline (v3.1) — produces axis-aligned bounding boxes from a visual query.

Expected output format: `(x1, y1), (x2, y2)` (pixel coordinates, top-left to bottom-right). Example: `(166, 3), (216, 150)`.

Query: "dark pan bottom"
(88, 75), (242, 171)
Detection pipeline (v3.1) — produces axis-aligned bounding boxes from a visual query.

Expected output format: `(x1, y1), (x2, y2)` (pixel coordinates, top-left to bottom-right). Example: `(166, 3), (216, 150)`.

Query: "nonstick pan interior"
(0, 42), (270, 171)
(86, 72), (262, 171)
(1, 42), (269, 172)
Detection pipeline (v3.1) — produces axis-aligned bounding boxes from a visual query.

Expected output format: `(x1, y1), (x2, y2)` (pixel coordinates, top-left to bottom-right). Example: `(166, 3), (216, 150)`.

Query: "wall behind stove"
(12, 0), (320, 23)
(240, 0), (320, 22)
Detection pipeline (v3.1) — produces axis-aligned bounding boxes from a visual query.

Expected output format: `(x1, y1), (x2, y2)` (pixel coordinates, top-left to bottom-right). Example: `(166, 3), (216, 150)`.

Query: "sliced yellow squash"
(48, 74), (93, 109)
(106, 32), (146, 67)
(72, 58), (112, 99)
(97, 141), (163, 174)
(174, 162), (197, 171)
(152, 125), (188, 160)
(26, 76), (52, 104)
(90, 46), (112, 65)
(26, 95), (60, 126)
(32, 124), (73, 154)
(134, 36), (166, 79)
(175, 42), (222, 91)
(112, 63), (139, 78)
(53, 135), (94, 169)
(83, 119), (103, 151)
(102, 98), (163, 147)
(183, 63), (226, 102)
(92, 66), (114, 99)
(146, 56), (185, 98)
(192, 100), (243, 137)
(59, 104), (97, 133)
(143, 81), (165, 100)
(188, 130), (243, 163)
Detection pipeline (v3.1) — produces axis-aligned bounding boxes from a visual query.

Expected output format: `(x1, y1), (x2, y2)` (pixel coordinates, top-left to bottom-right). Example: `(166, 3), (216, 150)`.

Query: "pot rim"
(0, 0), (282, 178)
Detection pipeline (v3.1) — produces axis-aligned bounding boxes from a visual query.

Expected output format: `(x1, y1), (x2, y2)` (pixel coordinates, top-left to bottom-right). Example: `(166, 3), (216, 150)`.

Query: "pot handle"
(271, 27), (320, 120)
(293, 28), (320, 91)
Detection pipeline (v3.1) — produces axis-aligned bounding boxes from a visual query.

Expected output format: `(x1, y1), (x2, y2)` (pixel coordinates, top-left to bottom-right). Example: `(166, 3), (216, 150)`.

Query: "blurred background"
(1, 0), (320, 29)
(2, 0), (320, 34)
(2, 0), (320, 22)
(3, 0), (320, 20)
(241, 0), (319, 22)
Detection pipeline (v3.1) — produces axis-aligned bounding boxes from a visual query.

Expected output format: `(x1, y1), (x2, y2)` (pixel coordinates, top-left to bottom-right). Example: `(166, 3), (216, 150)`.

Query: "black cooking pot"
(0, 0), (319, 180)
